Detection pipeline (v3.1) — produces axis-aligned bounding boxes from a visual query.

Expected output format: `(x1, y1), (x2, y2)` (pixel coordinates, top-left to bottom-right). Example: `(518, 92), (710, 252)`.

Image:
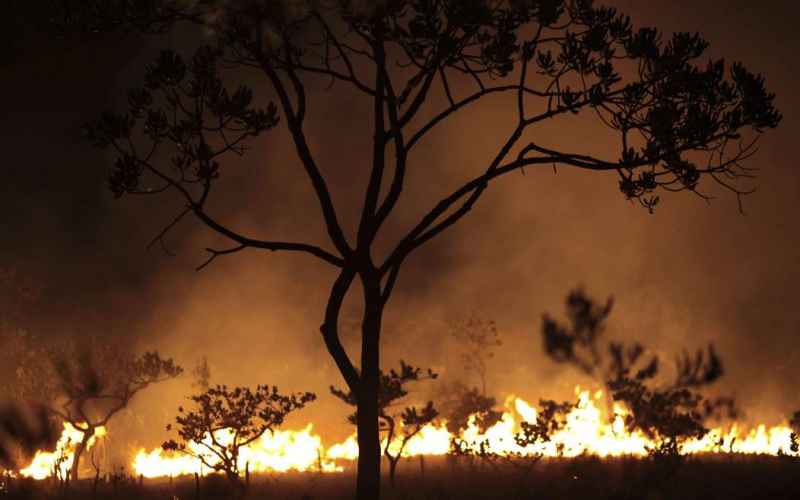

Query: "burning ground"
(5, 388), (798, 482)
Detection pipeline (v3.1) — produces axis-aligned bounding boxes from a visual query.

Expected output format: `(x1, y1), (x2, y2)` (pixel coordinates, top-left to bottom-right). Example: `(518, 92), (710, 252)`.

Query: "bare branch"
(196, 244), (247, 271)
(258, 59), (353, 257)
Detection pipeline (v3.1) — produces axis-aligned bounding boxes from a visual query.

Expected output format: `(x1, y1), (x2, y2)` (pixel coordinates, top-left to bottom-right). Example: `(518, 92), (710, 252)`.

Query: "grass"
(3, 455), (799, 499)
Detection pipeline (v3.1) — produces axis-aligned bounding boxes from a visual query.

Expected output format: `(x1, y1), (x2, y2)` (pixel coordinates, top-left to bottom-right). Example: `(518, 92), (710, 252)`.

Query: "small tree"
(541, 289), (737, 465)
(29, 343), (183, 480)
(163, 384), (316, 488)
(450, 315), (503, 397)
(331, 361), (438, 487)
(443, 315), (504, 434)
(440, 383), (502, 434)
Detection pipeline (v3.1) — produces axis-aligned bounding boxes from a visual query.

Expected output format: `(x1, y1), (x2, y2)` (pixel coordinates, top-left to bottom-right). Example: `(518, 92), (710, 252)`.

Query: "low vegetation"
(162, 385), (316, 491)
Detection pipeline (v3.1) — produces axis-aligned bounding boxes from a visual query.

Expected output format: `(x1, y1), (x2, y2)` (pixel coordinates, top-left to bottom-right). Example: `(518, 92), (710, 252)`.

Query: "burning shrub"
(441, 315), (505, 435)
(450, 397), (574, 479)
(331, 361), (438, 487)
(442, 384), (503, 435)
(541, 288), (738, 465)
(11, 339), (182, 480)
(162, 384), (316, 489)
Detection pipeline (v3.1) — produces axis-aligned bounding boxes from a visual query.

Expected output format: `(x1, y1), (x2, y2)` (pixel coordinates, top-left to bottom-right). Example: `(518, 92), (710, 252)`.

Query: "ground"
(3, 456), (799, 499)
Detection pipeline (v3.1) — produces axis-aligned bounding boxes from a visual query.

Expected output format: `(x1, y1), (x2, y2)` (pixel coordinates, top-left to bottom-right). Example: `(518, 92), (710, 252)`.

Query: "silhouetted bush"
(163, 384), (315, 492)
(331, 361), (438, 487)
(541, 288), (738, 475)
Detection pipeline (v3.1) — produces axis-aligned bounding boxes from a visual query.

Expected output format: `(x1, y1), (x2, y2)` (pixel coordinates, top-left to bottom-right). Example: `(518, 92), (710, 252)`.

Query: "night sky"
(1, 1), (798, 444)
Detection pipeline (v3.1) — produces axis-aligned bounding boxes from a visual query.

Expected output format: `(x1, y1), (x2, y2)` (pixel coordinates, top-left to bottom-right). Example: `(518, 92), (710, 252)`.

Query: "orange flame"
(133, 424), (340, 478)
(12, 389), (799, 480)
(19, 423), (106, 480)
(128, 388), (798, 478)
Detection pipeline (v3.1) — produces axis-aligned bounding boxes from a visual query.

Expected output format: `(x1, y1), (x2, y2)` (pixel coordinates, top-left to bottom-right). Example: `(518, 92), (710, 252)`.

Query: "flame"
(133, 424), (340, 478)
(19, 423), (106, 480)
(12, 389), (799, 480)
(322, 391), (797, 463)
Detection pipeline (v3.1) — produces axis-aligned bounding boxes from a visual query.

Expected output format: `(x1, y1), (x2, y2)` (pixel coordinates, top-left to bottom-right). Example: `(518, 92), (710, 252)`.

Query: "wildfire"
(19, 423), (106, 480)
(10, 390), (799, 480)
(133, 424), (341, 478)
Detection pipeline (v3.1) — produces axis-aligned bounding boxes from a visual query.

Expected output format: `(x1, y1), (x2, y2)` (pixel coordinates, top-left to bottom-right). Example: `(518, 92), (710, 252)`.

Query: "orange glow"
(133, 424), (341, 478)
(19, 423), (106, 480)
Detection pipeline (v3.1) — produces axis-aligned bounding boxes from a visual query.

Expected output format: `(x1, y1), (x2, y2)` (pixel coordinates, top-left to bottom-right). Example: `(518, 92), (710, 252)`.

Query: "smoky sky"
(2, 0), (799, 447)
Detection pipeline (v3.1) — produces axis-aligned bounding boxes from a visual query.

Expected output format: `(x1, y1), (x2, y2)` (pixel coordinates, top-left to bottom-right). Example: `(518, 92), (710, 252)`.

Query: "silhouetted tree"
(15, 341), (183, 480)
(163, 384), (315, 490)
(331, 361), (438, 487)
(541, 289), (738, 465)
(60, 1), (780, 497)
(440, 382), (502, 434)
(788, 411), (800, 455)
(442, 315), (504, 433)
(450, 315), (503, 397)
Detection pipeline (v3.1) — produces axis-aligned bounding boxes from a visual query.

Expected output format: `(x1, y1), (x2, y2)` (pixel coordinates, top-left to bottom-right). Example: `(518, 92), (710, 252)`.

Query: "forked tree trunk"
(387, 456), (399, 487)
(355, 277), (383, 500)
(70, 426), (95, 481)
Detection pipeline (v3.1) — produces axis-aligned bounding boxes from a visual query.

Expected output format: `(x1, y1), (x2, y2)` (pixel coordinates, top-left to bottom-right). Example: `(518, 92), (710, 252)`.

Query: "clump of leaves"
(442, 384), (503, 434)
(163, 385), (315, 488)
(787, 410), (800, 455)
(331, 361), (438, 487)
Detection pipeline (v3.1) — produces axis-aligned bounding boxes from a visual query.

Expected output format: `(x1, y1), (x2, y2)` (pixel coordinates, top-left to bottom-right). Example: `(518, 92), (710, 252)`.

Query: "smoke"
(1, 0), (799, 458)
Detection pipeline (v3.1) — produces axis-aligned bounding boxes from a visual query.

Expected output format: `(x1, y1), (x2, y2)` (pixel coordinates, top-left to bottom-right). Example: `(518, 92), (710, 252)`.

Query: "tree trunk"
(70, 426), (95, 481)
(225, 470), (240, 487)
(92, 466), (100, 498)
(355, 276), (383, 500)
(388, 456), (399, 487)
